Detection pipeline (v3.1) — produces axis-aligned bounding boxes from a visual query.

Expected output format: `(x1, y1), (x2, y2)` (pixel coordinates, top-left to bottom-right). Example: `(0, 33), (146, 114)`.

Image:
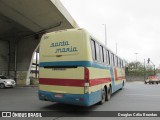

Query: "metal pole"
(154, 65), (156, 75)
(135, 53), (138, 61)
(14, 41), (17, 82)
(7, 41), (10, 77)
(144, 59), (146, 81)
(116, 42), (117, 54)
(104, 24), (107, 47)
(149, 59), (156, 76)
(102, 24), (107, 47)
(35, 52), (38, 78)
(134, 53), (138, 69)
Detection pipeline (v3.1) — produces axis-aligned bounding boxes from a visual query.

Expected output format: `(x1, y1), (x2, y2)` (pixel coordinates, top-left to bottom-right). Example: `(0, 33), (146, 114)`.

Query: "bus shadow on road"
(41, 102), (98, 111)
(42, 102), (125, 117)
(40, 102), (101, 117)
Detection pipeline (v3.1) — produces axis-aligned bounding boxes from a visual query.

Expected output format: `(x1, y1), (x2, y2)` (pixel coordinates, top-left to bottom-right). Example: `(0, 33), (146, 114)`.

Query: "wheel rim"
(108, 87), (111, 99)
(100, 88), (106, 104)
(102, 89), (106, 101)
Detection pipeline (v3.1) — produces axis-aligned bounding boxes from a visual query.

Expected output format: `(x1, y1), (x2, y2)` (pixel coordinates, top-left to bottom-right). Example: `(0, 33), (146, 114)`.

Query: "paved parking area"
(0, 82), (160, 120)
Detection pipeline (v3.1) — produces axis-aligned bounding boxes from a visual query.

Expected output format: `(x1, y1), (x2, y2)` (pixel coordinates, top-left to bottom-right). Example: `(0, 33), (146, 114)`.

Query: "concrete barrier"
(126, 76), (145, 81)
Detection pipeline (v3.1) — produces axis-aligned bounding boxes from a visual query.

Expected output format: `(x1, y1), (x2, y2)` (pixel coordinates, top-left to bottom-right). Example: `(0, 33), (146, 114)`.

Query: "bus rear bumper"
(38, 90), (101, 106)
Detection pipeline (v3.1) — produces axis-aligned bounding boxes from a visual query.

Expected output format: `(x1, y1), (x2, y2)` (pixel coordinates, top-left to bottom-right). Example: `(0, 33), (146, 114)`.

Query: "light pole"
(144, 59), (146, 81)
(134, 53), (138, 69)
(116, 42), (117, 54)
(102, 24), (107, 47)
(135, 53), (138, 61)
(147, 58), (156, 75)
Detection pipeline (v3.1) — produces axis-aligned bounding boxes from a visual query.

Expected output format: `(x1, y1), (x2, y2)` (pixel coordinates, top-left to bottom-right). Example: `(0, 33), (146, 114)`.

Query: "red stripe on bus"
(89, 78), (111, 86)
(39, 78), (84, 87)
(39, 78), (111, 87)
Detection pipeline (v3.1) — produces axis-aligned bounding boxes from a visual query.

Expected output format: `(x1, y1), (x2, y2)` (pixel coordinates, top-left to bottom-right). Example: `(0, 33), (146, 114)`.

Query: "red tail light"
(84, 67), (89, 83)
(84, 67), (89, 93)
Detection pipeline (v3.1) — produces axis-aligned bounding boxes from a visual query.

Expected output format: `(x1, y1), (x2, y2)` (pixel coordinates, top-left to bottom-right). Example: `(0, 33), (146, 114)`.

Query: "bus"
(38, 28), (126, 106)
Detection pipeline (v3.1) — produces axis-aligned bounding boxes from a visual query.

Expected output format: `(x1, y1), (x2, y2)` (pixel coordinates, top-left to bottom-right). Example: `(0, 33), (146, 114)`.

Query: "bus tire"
(106, 86), (111, 101)
(99, 87), (106, 104)
(120, 81), (124, 90)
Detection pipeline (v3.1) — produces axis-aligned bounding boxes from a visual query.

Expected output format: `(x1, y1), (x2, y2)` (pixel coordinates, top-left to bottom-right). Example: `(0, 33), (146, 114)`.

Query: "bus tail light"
(84, 67), (89, 83)
(84, 67), (89, 93)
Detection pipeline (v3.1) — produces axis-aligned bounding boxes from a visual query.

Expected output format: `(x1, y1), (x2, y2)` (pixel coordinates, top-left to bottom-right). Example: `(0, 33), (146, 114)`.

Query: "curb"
(16, 85), (38, 88)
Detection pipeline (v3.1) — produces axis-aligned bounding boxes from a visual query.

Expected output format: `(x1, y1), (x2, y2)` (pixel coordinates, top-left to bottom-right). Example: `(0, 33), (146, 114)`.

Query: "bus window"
(111, 53), (114, 66)
(121, 60), (124, 68)
(122, 60), (125, 68)
(107, 50), (110, 65)
(110, 52), (113, 66)
(116, 56), (119, 67)
(118, 58), (121, 68)
(108, 51), (110, 65)
(121, 59), (123, 68)
(114, 55), (117, 67)
(119, 58), (122, 68)
(90, 39), (96, 61)
(100, 45), (104, 63)
(103, 48), (107, 64)
(95, 42), (100, 62)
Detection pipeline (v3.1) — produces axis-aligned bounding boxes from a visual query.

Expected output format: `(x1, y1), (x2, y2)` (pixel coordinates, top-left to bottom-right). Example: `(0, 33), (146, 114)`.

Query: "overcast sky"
(60, 0), (160, 68)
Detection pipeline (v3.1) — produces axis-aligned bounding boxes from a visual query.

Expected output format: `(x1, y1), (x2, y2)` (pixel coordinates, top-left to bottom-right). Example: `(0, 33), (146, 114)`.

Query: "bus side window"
(112, 53), (115, 66)
(122, 60), (125, 68)
(116, 56), (119, 67)
(118, 58), (120, 68)
(100, 45), (104, 63)
(121, 59), (123, 68)
(107, 50), (110, 65)
(103, 48), (107, 64)
(119, 58), (122, 68)
(90, 40), (96, 61)
(114, 55), (117, 67)
(95, 42), (100, 62)
(121, 60), (124, 68)
(110, 53), (113, 66)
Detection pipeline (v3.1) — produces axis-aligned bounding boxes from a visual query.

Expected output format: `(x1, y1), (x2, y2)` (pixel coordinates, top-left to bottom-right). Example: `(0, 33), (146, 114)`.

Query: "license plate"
(55, 94), (63, 98)
(53, 68), (66, 71)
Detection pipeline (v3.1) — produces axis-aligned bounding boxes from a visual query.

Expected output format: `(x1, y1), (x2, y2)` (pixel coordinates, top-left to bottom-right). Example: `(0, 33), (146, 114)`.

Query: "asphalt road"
(0, 82), (160, 120)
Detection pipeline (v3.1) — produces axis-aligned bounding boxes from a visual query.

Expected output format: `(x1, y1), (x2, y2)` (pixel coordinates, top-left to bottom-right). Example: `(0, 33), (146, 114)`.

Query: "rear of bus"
(38, 29), (94, 106)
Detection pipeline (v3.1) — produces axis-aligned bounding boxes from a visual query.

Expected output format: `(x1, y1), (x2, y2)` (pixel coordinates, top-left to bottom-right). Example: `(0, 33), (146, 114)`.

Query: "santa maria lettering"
(50, 41), (69, 47)
(50, 41), (78, 53)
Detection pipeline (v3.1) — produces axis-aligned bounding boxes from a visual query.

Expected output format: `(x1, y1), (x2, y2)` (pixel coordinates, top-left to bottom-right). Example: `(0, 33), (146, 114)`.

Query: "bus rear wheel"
(106, 86), (111, 101)
(99, 87), (106, 104)
(120, 81), (124, 90)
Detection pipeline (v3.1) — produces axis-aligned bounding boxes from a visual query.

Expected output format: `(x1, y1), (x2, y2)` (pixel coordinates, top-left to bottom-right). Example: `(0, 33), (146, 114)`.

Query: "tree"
(126, 61), (156, 76)
(128, 61), (144, 71)
(126, 61), (144, 76)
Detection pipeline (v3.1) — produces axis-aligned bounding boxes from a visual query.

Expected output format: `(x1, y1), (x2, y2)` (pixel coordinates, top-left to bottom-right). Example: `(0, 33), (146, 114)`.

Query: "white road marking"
(125, 94), (160, 97)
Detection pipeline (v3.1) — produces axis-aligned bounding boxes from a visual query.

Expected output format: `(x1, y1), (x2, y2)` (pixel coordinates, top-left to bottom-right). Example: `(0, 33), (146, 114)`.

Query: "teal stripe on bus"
(39, 61), (110, 69)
